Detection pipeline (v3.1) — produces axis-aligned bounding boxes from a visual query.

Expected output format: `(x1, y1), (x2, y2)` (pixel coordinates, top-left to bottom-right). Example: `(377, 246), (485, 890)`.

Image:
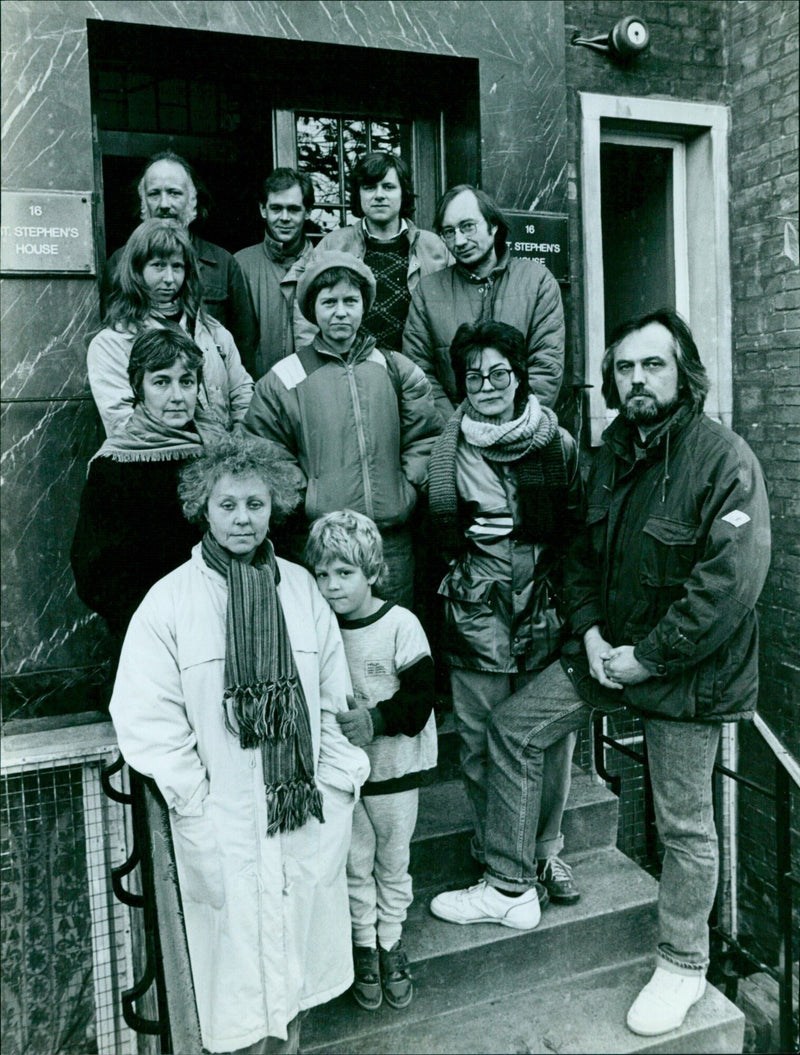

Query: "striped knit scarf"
(201, 532), (324, 836)
(429, 397), (568, 557)
(461, 394), (559, 460)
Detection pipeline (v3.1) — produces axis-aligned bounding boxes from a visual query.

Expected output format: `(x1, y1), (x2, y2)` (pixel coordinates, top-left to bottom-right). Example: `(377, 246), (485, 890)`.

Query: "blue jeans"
(483, 659), (720, 972)
(450, 667), (577, 863)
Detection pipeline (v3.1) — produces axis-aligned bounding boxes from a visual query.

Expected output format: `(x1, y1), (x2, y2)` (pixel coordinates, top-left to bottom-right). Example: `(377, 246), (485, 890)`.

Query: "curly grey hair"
(178, 438), (302, 526)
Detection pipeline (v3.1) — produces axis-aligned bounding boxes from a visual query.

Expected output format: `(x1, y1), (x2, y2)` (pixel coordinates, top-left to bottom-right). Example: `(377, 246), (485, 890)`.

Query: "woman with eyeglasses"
(427, 319), (586, 915)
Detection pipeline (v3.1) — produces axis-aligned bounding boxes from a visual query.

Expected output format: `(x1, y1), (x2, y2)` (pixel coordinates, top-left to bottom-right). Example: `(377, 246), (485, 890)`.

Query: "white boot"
(626, 966), (706, 1036)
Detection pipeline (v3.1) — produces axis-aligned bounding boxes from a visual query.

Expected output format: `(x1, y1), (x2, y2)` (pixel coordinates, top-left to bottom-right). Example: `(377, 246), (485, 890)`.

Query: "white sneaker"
(626, 966), (706, 1036)
(429, 879), (541, 930)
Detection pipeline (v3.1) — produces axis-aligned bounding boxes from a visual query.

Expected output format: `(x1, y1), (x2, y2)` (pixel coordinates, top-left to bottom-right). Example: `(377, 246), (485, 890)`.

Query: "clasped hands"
(583, 626), (651, 690)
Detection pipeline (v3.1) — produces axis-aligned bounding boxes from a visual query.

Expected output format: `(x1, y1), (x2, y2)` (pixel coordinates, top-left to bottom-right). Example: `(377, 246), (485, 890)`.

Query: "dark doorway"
(87, 21), (479, 264)
(600, 142), (676, 343)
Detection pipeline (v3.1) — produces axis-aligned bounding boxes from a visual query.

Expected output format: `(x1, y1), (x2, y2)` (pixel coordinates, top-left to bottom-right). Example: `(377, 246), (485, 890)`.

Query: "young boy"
(306, 510), (437, 1012)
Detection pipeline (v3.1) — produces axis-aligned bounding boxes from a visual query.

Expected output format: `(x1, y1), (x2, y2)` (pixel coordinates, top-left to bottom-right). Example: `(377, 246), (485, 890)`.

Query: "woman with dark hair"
(88, 217), (253, 436)
(317, 152), (450, 351)
(72, 327), (227, 639)
(109, 438), (369, 1054)
(427, 319), (585, 917)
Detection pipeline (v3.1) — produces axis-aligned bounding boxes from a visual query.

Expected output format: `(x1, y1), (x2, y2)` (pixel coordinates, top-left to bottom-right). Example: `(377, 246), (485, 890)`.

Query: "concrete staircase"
(304, 720), (745, 1054)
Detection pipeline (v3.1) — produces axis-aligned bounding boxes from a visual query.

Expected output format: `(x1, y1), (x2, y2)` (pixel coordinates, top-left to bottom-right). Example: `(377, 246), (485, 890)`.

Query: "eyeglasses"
(440, 220), (480, 245)
(464, 367), (514, 394)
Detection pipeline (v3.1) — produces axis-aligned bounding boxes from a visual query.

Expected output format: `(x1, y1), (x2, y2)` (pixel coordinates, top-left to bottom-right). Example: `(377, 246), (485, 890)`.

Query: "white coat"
(87, 313), (254, 437)
(110, 546), (370, 1052)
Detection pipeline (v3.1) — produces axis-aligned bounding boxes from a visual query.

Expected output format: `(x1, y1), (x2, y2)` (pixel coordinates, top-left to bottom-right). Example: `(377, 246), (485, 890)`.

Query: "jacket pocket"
(201, 282), (226, 309)
(640, 516), (698, 587)
(170, 804), (225, 908)
(438, 568), (498, 664)
(586, 503), (609, 563)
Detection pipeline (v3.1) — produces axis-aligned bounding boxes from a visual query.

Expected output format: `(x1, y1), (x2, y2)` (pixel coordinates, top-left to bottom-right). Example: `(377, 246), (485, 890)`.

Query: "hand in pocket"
(170, 806), (225, 908)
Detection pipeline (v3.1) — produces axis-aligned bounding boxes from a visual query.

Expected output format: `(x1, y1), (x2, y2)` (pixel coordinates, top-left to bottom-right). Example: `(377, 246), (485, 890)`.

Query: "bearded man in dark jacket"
(429, 309), (770, 1040)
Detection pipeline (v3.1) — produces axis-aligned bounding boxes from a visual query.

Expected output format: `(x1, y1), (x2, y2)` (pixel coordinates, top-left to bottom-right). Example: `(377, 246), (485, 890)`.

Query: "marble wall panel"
(1, 278), (99, 400)
(2, 1), (567, 212)
(0, 398), (108, 678)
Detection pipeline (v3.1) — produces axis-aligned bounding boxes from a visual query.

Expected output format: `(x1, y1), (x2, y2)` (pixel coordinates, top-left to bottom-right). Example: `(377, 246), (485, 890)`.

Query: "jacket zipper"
(346, 362), (374, 519)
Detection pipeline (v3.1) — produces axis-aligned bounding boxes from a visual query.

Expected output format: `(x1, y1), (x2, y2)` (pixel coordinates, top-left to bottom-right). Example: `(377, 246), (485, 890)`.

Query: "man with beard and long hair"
(430, 309), (771, 1040)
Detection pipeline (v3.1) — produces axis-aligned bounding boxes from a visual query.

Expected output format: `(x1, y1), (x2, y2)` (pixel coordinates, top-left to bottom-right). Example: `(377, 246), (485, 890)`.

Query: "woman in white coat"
(88, 218), (253, 436)
(110, 438), (369, 1054)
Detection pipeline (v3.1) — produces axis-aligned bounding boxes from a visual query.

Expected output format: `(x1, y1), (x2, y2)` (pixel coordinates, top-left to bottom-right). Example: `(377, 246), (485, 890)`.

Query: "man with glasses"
(403, 185), (564, 419)
(235, 168), (317, 378)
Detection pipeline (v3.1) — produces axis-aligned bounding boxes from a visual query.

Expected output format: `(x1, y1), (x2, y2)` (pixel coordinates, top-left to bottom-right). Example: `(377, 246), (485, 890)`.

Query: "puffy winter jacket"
(431, 425), (584, 674)
(564, 405), (771, 721)
(244, 333), (443, 530)
(402, 253), (564, 418)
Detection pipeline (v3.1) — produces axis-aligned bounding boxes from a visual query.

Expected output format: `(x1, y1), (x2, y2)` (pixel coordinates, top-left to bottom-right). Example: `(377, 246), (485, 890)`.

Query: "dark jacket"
(243, 333), (443, 531)
(103, 235), (259, 366)
(564, 405), (771, 721)
(71, 456), (201, 638)
(430, 420), (585, 674)
(402, 253), (564, 418)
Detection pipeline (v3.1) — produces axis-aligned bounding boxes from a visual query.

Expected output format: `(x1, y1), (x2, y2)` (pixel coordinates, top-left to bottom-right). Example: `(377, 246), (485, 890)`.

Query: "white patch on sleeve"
(721, 509), (751, 527)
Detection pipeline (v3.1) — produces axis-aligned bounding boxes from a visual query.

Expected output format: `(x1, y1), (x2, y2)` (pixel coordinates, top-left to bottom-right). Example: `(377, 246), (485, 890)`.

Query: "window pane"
(343, 119), (367, 170)
(370, 120), (404, 156)
(159, 77), (187, 106)
(309, 207), (342, 237)
(127, 74), (156, 131)
(190, 82), (218, 134)
(297, 115), (341, 204)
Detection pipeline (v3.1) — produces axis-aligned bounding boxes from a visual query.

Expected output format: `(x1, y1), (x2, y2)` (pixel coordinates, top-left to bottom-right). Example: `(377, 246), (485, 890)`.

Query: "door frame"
(580, 93), (731, 444)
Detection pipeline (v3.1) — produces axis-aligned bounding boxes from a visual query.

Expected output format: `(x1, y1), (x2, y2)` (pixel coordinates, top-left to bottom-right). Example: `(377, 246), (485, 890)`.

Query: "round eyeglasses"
(464, 367), (514, 394)
(440, 220), (479, 246)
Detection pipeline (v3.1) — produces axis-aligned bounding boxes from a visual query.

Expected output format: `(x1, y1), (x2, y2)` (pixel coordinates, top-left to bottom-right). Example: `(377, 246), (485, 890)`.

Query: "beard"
(620, 388), (679, 426)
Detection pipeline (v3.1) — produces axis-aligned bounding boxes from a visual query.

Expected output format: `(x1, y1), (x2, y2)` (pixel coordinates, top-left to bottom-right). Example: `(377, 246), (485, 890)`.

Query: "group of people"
(70, 147), (771, 1054)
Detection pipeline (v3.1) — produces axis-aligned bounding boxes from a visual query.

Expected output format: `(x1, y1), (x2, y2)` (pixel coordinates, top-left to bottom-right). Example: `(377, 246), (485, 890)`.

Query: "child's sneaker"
(379, 939), (413, 1009)
(352, 945), (382, 1010)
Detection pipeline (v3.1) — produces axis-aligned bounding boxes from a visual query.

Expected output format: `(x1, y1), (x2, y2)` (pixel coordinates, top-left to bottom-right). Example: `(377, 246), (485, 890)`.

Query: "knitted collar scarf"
(460, 393), (559, 461)
(263, 230), (307, 265)
(90, 404), (227, 465)
(201, 531), (324, 836)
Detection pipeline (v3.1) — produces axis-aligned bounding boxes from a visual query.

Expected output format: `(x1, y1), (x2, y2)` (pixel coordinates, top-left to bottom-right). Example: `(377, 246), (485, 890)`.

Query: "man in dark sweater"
(318, 152), (449, 352)
(235, 168), (317, 379)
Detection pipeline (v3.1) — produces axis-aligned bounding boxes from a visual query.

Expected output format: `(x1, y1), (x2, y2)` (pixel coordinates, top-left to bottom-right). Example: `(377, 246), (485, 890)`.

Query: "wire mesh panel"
(1, 723), (137, 1055)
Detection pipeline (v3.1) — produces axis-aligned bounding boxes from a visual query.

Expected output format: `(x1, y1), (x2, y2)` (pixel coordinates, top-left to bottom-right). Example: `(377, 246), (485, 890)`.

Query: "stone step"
(411, 771), (619, 888)
(303, 848), (658, 1052)
(304, 957), (744, 1054)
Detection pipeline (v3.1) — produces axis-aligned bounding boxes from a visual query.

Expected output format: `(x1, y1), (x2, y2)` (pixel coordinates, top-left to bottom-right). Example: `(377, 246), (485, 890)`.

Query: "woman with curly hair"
(87, 217), (253, 436)
(109, 438), (369, 1055)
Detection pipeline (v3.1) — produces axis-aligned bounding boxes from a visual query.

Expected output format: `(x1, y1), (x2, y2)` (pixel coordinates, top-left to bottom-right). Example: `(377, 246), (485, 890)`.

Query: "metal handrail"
(754, 712), (800, 788)
(593, 715), (799, 1054)
(103, 755), (202, 1054)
